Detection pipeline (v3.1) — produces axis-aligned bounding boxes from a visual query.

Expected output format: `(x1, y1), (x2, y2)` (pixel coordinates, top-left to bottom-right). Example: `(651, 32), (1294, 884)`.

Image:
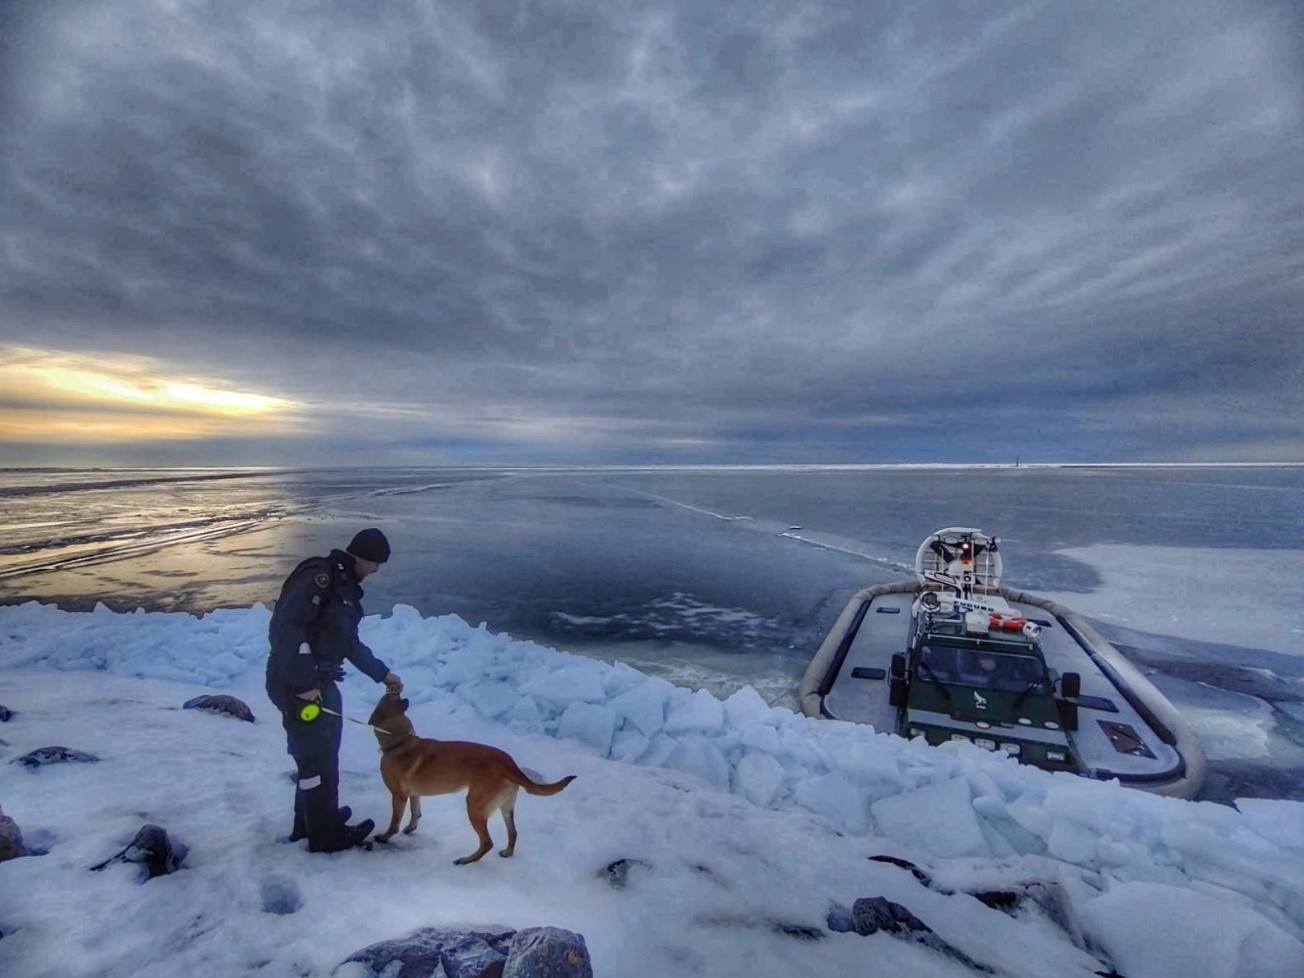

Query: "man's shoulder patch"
(314, 572), (331, 589)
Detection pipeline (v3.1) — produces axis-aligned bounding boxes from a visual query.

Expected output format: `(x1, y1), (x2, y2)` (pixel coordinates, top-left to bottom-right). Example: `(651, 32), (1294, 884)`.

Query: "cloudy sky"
(1, 0), (1301, 467)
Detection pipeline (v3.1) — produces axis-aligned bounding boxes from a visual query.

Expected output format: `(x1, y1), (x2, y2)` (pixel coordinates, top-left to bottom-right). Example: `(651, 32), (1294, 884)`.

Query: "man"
(265, 528), (404, 852)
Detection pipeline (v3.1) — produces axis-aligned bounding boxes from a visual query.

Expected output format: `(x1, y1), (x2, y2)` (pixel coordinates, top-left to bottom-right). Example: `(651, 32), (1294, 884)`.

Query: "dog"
(367, 691), (576, 864)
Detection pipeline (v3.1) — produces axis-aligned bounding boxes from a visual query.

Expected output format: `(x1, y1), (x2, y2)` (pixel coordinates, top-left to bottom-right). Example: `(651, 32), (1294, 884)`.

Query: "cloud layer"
(2, 0), (1301, 464)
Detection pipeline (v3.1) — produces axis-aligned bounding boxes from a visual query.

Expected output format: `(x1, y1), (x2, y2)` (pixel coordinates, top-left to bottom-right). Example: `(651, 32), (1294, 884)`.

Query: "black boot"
(310, 818), (374, 853)
(288, 805), (348, 843)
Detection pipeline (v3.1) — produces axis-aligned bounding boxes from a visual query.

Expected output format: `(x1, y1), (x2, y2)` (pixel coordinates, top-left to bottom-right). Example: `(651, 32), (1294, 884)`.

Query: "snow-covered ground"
(1, 601), (1302, 978)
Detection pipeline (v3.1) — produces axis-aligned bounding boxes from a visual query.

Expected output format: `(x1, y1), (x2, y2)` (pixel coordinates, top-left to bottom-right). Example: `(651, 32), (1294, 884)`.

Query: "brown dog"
(367, 691), (576, 864)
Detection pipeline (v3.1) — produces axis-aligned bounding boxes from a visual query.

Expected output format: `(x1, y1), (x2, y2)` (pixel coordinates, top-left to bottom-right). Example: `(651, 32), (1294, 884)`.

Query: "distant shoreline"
(2, 460), (1302, 475)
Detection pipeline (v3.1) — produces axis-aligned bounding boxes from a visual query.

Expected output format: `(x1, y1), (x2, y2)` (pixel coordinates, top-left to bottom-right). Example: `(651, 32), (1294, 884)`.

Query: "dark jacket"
(265, 549), (391, 711)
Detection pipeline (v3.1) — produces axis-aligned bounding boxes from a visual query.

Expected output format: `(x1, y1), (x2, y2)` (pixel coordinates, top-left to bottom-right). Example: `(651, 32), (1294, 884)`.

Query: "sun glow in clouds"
(0, 345), (296, 442)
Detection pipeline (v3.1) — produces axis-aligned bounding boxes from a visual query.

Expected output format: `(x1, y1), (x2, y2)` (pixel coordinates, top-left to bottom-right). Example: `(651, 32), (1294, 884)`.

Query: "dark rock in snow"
(0, 704), (13, 722)
(703, 914), (826, 942)
(0, 805), (27, 862)
(15, 746), (100, 768)
(770, 922), (824, 941)
(342, 926), (514, 978)
(90, 824), (188, 880)
(342, 926), (594, 978)
(851, 896), (931, 935)
(973, 890), (1021, 911)
(503, 927), (593, 978)
(599, 857), (652, 889)
(849, 897), (993, 974)
(867, 854), (936, 887)
(183, 694), (255, 722)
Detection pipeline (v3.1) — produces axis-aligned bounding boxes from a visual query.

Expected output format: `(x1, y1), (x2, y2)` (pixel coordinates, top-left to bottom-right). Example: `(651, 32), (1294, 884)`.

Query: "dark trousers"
(282, 681), (346, 848)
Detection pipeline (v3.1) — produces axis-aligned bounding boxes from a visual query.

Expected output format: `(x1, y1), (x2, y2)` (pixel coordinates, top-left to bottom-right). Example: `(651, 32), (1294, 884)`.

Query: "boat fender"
(985, 615), (1037, 638)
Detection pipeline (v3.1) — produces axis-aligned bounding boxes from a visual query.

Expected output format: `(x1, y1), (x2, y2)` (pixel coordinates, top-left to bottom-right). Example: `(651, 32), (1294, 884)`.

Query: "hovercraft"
(800, 527), (1205, 798)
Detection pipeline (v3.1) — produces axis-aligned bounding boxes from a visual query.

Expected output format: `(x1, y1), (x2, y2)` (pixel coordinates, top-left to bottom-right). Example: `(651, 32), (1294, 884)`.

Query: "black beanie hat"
(347, 527), (390, 564)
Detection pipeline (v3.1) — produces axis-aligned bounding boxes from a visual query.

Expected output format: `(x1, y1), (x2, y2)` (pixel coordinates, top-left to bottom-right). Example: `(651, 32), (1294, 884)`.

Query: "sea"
(2, 463), (1302, 804)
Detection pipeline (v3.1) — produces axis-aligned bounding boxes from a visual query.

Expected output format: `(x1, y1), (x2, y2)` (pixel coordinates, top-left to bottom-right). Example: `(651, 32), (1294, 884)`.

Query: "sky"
(1, 0), (1301, 467)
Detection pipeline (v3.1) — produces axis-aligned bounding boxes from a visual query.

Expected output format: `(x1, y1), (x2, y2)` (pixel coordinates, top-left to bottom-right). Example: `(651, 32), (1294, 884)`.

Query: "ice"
(732, 750), (787, 808)
(610, 726), (651, 763)
(600, 660), (648, 697)
(663, 688), (725, 736)
(721, 685), (774, 730)
(1046, 817), (1102, 866)
(1041, 545), (1304, 657)
(435, 648), (488, 686)
(870, 778), (991, 858)
(794, 771), (868, 834)
(737, 722), (782, 755)
(779, 724), (829, 769)
(460, 680), (521, 719)
(637, 733), (680, 769)
(607, 679), (671, 737)
(556, 701), (618, 756)
(661, 737), (730, 792)
(519, 663), (608, 707)
(501, 694), (544, 734)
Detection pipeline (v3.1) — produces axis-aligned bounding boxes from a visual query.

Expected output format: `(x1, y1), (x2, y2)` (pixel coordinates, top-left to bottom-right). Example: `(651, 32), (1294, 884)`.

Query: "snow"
(1077, 882), (1304, 978)
(1, 599), (1302, 978)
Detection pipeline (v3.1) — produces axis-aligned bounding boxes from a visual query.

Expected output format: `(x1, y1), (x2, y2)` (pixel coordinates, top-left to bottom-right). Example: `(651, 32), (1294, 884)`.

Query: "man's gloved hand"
(383, 672), (404, 694)
(328, 663), (346, 681)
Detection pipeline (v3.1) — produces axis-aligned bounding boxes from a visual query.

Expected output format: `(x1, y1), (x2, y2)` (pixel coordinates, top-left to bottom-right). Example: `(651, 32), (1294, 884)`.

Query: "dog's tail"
(507, 762), (576, 796)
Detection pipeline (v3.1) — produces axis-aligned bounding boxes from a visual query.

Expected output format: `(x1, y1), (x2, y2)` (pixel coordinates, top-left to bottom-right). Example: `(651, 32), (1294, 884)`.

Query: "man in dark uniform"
(265, 528), (404, 852)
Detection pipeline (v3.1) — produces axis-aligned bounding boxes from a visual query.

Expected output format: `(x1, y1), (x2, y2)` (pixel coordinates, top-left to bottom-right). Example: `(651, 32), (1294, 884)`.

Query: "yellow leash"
(297, 701), (394, 735)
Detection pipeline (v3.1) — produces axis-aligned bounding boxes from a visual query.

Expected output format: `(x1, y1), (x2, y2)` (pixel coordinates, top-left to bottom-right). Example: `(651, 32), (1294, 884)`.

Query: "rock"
(15, 746), (100, 768)
(503, 927), (592, 978)
(183, 694), (255, 722)
(0, 805), (27, 862)
(599, 857), (652, 890)
(342, 926), (515, 978)
(342, 927), (594, 978)
(849, 897), (993, 974)
(0, 704), (13, 722)
(973, 890), (1021, 911)
(702, 914), (827, 942)
(90, 824), (188, 880)
(771, 922), (823, 941)
(866, 854), (937, 888)
(851, 897), (930, 936)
